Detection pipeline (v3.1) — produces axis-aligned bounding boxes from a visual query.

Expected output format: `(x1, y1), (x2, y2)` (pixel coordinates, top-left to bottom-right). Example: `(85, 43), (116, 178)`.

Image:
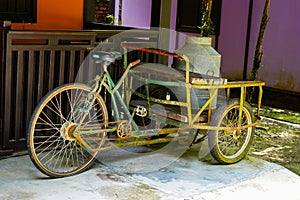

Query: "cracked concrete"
(0, 144), (299, 200)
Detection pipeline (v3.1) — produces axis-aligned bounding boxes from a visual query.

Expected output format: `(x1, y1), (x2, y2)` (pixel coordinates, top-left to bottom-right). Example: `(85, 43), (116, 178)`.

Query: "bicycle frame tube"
(101, 60), (141, 131)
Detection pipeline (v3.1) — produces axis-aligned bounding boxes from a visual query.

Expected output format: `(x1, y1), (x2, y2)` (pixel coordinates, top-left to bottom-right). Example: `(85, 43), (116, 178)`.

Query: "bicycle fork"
(72, 75), (107, 136)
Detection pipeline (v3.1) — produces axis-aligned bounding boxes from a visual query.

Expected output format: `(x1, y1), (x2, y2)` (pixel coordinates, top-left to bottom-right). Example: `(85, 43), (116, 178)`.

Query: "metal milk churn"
(174, 36), (222, 109)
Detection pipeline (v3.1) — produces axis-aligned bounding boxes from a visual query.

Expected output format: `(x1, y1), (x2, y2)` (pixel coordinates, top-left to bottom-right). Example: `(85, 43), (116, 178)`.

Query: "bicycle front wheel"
(27, 83), (108, 177)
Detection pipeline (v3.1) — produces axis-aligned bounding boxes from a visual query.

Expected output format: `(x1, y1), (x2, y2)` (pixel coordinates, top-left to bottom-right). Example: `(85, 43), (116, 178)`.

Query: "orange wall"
(12, 0), (84, 30)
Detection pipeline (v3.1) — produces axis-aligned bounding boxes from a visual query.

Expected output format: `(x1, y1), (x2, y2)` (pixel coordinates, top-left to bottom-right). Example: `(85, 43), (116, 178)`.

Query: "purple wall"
(217, 0), (251, 80)
(219, 0), (300, 92)
(122, 0), (152, 28)
(169, 0), (250, 80)
(255, 0), (300, 92)
(121, 0), (300, 92)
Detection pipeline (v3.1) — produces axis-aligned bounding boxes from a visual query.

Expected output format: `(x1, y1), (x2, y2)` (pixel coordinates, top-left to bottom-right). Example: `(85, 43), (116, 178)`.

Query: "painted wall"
(121, 0), (152, 28)
(171, 0), (300, 93)
(11, 0), (84, 30)
(217, 0), (251, 80)
(9, 0), (300, 92)
(254, 0), (300, 92)
(218, 0), (300, 93)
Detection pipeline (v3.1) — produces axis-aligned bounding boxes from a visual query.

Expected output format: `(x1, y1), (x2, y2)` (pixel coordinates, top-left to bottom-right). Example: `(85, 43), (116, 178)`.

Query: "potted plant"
(175, 0), (221, 78)
(198, 0), (215, 37)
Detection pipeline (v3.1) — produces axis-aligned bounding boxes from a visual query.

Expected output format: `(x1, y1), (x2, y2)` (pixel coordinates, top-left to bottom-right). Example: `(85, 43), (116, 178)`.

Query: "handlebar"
(128, 59), (141, 68)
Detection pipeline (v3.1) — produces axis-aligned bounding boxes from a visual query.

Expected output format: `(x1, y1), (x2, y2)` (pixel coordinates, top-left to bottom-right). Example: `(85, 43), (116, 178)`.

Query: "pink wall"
(218, 0), (300, 92)
(120, 0), (300, 92)
(122, 0), (152, 28)
(217, 0), (251, 80)
(255, 0), (300, 92)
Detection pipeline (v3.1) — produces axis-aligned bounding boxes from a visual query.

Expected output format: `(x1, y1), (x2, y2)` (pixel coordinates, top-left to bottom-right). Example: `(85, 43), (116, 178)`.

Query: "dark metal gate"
(0, 29), (159, 155)
(0, 31), (97, 153)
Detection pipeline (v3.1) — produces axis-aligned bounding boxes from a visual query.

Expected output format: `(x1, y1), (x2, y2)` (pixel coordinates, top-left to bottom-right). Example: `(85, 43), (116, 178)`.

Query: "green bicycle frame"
(99, 60), (141, 131)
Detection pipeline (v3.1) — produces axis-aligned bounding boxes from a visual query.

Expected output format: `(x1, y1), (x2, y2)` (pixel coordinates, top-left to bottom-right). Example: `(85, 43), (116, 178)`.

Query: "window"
(94, 0), (115, 24)
(0, 0), (37, 23)
(176, 0), (222, 35)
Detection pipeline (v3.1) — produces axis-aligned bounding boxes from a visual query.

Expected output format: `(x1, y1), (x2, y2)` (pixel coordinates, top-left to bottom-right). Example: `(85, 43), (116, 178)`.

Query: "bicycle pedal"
(135, 105), (147, 117)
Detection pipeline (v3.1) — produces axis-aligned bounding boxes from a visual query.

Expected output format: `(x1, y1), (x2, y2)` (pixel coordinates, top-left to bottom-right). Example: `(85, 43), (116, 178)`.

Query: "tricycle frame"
(75, 44), (264, 151)
(121, 45), (264, 131)
(27, 44), (265, 177)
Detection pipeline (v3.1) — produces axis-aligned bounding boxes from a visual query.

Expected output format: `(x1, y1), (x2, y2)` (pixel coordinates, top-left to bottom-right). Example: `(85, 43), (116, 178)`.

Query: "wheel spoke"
(218, 107), (252, 156)
(44, 103), (67, 124)
(209, 99), (254, 164)
(39, 109), (63, 131)
(28, 84), (108, 177)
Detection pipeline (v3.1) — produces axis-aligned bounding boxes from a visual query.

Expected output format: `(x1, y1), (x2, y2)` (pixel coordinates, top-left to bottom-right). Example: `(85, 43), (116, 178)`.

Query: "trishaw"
(27, 44), (265, 177)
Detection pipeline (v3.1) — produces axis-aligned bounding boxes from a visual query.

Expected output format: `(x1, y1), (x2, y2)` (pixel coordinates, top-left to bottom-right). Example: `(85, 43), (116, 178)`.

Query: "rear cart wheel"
(208, 98), (255, 164)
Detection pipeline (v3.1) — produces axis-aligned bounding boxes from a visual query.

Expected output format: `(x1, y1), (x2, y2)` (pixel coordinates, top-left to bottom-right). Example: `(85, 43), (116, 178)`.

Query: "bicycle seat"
(91, 51), (122, 63)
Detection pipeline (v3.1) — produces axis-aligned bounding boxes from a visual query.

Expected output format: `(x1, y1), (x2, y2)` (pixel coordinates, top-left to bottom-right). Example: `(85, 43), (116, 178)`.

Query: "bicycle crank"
(117, 121), (132, 139)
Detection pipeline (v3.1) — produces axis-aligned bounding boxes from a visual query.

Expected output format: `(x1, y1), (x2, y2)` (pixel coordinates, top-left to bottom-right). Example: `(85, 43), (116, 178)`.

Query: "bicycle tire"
(208, 98), (255, 164)
(27, 83), (108, 177)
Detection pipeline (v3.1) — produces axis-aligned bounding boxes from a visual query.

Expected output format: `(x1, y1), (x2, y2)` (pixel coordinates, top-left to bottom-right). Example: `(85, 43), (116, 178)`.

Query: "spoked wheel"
(27, 83), (108, 177)
(208, 98), (255, 164)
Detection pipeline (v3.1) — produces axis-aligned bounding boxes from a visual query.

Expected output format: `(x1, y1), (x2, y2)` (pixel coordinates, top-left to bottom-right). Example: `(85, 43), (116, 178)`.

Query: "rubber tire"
(208, 98), (255, 164)
(27, 83), (108, 177)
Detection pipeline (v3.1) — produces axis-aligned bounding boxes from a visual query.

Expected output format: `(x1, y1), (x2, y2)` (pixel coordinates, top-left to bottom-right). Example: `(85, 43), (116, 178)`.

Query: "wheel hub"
(60, 122), (77, 141)
(224, 130), (241, 139)
(232, 130), (241, 139)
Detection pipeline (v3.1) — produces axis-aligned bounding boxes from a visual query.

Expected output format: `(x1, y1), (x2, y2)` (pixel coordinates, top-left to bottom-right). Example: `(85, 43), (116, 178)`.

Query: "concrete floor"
(0, 144), (299, 200)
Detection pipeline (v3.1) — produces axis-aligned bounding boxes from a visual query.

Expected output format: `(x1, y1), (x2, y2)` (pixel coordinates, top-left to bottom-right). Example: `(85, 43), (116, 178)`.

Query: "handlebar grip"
(129, 59), (141, 67)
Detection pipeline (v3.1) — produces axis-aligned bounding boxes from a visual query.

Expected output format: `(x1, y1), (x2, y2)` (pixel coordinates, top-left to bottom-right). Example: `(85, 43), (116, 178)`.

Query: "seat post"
(102, 61), (112, 72)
